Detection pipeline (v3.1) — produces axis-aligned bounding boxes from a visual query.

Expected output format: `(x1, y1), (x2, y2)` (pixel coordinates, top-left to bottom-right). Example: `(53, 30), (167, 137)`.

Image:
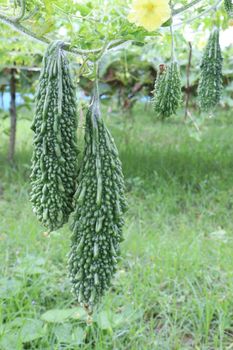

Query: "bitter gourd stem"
(172, 0), (204, 15)
(169, 1), (175, 63)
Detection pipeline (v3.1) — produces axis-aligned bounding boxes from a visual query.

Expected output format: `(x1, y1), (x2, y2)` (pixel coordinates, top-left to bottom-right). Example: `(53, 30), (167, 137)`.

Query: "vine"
(0, 0), (223, 59)
(175, 0), (223, 27)
(172, 0), (204, 15)
(13, 0), (26, 22)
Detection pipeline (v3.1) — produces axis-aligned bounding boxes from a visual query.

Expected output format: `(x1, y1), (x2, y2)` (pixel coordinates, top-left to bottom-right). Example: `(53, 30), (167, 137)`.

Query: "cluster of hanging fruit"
(30, 1), (231, 312)
(152, 1), (230, 119)
(30, 41), (127, 312)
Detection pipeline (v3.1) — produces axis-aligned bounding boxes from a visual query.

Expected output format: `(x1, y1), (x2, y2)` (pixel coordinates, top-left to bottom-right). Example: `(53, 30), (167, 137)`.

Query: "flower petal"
(128, 0), (171, 32)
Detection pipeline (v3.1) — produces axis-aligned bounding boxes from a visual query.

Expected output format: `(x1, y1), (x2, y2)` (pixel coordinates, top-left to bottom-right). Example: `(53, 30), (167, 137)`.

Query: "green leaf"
(161, 18), (172, 27)
(71, 327), (85, 345)
(54, 324), (72, 343)
(2, 318), (45, 344)
(0, 278), (22, 299)
(54, 323), (85, 345)
(20, 319), (45, 343)
(41, 308), (86, 323)
(75, 4), (92, 16)
(5, 317), (25, 330)
(0, 332), (21, 350)
(54, 324), (85, 345)
(70, 308), (87, 320)
(95, 311), (112, 331)
(112, 306), (144, 327)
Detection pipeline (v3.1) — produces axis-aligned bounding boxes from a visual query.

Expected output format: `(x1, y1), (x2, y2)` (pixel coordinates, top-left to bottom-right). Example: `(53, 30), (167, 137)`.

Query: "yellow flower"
(128, 0), (171, 32)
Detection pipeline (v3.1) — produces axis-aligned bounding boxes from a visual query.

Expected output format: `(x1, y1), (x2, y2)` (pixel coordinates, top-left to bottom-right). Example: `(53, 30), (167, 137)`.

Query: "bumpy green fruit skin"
(224, 0), (233, 17)
(198, 28), (223, 112)
(153, 62), (182, 119)
(30, 41), (78, 231)
(69, 96), (127, 309)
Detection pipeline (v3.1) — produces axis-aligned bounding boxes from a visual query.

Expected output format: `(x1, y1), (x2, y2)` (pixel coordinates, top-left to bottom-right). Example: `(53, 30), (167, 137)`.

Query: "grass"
(1, 104), (233, 349)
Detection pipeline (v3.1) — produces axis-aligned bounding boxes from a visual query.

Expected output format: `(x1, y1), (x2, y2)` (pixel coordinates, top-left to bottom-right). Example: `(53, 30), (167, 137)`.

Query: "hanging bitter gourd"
(153, 62), (182, 119)
(69, 94), (127, 310)
(152, 64), (166, 109)
(30, 41), (78, 231)
(198, 28), (223, 112)
(224, 0), (233, 17)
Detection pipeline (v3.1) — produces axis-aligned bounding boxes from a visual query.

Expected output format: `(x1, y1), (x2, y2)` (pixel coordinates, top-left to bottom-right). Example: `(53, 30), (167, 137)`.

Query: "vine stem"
(0, 13), (50, 44)
(174, 0), (223, 27)
(13, 0), (26, 22)
(170, 24), (175, 62)
(91, 62), (101, 123)
(172, 0), (204, 15)
(169, 1), (175, 62)
(53, 4), (100, 24)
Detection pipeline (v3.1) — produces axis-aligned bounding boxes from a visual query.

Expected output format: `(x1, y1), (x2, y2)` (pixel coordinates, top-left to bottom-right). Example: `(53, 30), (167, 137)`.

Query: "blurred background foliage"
(0, 0), (232, 159)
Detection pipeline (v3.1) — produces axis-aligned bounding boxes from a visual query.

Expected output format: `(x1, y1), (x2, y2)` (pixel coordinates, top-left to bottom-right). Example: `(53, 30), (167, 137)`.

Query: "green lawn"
(1, 104), (233, 349)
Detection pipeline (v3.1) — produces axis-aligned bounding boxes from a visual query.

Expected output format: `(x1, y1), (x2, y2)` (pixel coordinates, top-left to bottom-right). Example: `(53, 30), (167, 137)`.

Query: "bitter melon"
(30, 41), (78, 231)
(198, 28), (223, 112)
(69, 94), (127, 310)
(153, 62), (182, 119)
(224, 0), (233, 17)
